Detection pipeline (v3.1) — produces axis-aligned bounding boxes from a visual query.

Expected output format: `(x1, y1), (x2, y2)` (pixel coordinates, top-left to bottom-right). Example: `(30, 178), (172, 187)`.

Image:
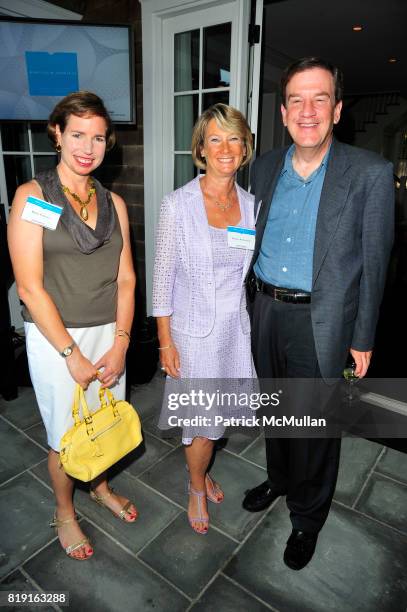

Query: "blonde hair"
(191, 103), (253, 170)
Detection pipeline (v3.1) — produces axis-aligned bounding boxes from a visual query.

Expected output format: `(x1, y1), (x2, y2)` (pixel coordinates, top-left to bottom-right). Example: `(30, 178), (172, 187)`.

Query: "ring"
(160, 366), (166, 371)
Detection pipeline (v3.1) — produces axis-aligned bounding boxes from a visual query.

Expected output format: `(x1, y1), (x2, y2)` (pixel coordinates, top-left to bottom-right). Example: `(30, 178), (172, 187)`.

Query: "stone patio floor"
(1, 372), (406, 611)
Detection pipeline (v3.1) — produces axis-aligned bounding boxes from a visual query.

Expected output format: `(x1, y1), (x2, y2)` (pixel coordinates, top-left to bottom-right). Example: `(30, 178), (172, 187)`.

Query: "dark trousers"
(251, 290), (341, 533)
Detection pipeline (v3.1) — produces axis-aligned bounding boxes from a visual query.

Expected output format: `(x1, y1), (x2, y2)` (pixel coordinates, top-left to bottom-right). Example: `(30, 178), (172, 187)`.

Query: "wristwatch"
(60, 342), (76, 358)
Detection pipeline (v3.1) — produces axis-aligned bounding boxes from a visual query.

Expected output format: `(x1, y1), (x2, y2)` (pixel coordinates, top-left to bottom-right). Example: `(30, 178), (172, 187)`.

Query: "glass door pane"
(1, 124), (29, 151)
(203, 23), (231, 89)
(174, 30), (200, 92)
(31, 124), (54, 152)
(172, 21), (232, 188)
(174, 94), (199, 150)
(203, 90), (229, 111)
(4, 155), (31, 202)
(34, 155), (57, 174)
(174, 155), (195, 189)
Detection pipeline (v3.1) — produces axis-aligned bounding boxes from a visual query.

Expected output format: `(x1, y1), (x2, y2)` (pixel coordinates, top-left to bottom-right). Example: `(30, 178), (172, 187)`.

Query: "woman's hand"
(94, 342), (127, 387)
(66, 348), (99, 389)
(160, 344), (180, 378)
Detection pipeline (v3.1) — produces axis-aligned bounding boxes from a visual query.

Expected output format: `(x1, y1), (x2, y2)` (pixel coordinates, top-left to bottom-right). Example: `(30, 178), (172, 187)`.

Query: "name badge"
(21, 196), (63, 230)
(227, 226), (255, 250)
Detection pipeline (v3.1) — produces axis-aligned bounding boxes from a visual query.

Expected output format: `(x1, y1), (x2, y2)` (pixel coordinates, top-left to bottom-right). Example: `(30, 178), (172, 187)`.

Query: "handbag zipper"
(89, 417), (122, 441)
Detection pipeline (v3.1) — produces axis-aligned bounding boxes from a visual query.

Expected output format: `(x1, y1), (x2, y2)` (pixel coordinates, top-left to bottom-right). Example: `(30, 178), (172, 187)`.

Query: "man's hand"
(350, 348), (372, 378)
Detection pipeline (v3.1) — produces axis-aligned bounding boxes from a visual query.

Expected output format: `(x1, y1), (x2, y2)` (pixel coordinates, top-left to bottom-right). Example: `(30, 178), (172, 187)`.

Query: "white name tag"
(21, 196), (63, 230)
(227, 226), (255, 250)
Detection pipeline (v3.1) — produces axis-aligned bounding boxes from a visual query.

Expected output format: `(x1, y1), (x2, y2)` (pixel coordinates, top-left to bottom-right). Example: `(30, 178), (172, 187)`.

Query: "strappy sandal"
(205, 473), (224, 504)
(49, 512), (92, 560)
(90, 486), (138, 522)
(187, 482), (209, 535)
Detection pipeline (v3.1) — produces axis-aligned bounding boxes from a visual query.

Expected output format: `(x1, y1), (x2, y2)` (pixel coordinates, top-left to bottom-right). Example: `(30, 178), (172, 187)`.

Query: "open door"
(142, 0), (263, 313)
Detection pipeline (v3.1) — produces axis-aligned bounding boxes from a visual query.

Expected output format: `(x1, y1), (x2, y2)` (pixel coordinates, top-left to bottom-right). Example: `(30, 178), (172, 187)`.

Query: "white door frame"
(140, 0), (251, 314)
(247, 0), (263, 150)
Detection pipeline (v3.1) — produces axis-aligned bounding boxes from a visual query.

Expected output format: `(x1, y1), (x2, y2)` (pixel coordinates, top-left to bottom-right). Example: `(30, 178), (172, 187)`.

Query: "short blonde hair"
(191, 104), (253, 170)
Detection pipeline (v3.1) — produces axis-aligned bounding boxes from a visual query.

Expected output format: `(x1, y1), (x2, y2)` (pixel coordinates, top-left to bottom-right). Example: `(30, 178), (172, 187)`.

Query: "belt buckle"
(275, 287), (287, 301)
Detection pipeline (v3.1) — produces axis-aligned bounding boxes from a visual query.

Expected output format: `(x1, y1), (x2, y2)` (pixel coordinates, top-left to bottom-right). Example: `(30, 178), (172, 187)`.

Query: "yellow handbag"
(59, 384), (142, 482)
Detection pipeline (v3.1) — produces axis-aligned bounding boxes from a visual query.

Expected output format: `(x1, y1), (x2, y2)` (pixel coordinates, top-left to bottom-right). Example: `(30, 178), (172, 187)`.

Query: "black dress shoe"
(283, 529), (318, 570)
(242, 480), (285, 512)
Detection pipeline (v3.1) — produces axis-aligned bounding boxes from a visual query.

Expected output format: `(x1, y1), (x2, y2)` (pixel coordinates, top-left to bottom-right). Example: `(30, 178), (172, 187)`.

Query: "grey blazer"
(248, 139), (395, 378)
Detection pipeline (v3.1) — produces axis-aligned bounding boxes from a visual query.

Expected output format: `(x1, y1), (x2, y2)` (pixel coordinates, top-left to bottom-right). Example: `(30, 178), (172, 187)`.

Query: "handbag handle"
(72, 384), (120, 434)
(99, 386), (119, 417)
(72, 384), (91, 424)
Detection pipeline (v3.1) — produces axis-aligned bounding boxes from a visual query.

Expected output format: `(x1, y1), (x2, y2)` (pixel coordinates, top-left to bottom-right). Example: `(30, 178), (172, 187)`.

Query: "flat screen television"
(0, 17), (135, 123)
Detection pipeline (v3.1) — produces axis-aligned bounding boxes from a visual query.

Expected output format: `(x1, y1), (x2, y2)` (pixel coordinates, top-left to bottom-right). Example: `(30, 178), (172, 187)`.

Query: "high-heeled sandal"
(187, 482), (209, 535)
(185, 465), (224, 504)
(90, 486), (138, 522)
(205, 473), (224, 504)
(49, 512), (92, 560)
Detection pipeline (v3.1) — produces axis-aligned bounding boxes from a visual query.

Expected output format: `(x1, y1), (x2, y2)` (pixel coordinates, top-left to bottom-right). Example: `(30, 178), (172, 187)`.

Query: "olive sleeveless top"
(22, 169), (123, 327)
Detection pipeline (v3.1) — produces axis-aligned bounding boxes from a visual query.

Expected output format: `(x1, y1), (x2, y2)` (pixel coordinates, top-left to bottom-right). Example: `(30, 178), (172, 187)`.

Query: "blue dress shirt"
(254, 144), (330, 291)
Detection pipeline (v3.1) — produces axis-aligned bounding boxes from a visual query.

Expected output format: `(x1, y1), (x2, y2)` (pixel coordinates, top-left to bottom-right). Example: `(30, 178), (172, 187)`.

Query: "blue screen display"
(0, 20), (133, 122)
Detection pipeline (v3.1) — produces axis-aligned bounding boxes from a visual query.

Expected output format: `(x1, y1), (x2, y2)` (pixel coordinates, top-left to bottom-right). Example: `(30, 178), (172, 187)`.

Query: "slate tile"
(130, 372), (165, 421)
(0, 473), (55, 579)
(140, 446), (270, 541)
(356, 473), (407, 534)
(334, 437), (383, 506)
(0, 387), (42, 430)
(375, 447), (407, 484)
(74, 471), (182, 553)
(123, 432), (174, 477)
(142, 415), (182, 447)
(24, 523), (188, 611)
(191, 574), (270, 611)
(240, 434), (267, 469)
(24, 423), (48, 450)
(224, 499), (407, 612)
(0, 421), (46, 485)
(0, 570), (54, 612)
(139, 513), (235, 598)
(219, 427), (261, 455)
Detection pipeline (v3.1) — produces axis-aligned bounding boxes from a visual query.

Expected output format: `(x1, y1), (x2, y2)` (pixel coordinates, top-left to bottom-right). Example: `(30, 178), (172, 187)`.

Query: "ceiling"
(262, 0), (407, 96)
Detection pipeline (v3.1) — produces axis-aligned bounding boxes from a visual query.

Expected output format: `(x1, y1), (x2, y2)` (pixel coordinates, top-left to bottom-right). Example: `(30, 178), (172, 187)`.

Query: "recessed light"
(388, 58), (397, 63)
(352, 25), (363, 31)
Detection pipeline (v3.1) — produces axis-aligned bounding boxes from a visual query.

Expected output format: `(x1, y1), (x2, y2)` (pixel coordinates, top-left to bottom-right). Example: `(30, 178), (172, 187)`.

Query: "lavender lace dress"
(158, 221), (256, 443)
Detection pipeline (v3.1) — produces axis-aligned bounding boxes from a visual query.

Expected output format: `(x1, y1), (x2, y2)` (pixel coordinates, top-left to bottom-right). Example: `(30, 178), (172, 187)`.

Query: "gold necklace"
(202, 181), (235, 213)
(214, 199), (233, 212)
(62, 179), (96, 221)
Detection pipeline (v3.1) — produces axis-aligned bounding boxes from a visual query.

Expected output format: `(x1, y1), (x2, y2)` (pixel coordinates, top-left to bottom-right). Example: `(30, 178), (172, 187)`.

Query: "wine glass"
(343, 360), (359, 401)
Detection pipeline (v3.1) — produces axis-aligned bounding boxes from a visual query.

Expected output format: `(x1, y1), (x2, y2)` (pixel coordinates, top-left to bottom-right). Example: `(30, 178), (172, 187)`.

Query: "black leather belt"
(258, 279), (311, 304)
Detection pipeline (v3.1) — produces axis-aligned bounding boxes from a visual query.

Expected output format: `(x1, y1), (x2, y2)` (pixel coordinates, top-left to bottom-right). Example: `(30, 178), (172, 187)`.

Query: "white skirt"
(25, 321), (126, 451)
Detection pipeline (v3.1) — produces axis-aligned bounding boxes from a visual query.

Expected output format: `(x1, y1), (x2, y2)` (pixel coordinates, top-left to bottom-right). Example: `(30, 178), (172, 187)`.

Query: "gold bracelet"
(115, 329), (131, 342)
(158, 344), (173, 350)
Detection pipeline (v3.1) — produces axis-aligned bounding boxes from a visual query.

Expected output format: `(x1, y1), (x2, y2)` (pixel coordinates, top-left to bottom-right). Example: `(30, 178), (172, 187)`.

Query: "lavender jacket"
(152, 175), (255, 337)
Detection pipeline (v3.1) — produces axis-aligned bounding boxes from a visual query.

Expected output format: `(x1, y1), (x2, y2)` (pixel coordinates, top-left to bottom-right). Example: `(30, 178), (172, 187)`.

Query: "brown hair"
(280, 57), (344, 107)
(191, 103), (253, 170)
(47, 91), (116, 151)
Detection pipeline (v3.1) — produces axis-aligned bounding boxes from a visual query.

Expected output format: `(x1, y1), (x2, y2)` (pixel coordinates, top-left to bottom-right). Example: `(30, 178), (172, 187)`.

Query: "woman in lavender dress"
(152, 104), (255, 534)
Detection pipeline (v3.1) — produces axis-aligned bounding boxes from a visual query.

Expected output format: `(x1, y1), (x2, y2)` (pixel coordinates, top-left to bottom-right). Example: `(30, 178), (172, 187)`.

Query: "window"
(173, 23), (231, 188)
(0, 123), (56, 218)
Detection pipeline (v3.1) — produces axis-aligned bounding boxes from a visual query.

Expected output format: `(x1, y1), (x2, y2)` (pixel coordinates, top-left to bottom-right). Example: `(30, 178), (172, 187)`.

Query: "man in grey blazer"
(242, 57), (394, 570)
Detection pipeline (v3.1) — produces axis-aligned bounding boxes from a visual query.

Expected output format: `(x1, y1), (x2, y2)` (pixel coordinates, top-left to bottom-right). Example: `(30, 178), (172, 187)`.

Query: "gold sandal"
(49, 512), (92, 560)
(90, 486), (138, 522)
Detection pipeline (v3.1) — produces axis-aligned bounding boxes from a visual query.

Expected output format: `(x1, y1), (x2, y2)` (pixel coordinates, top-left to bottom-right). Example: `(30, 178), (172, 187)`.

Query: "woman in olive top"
(8, 92), (137, 560)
